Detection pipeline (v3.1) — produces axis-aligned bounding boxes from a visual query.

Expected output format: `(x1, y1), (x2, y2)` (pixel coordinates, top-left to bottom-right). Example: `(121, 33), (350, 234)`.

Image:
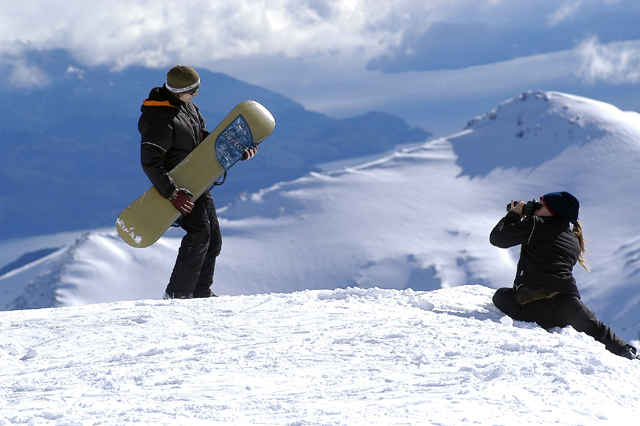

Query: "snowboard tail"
(116, 100), (275, 248)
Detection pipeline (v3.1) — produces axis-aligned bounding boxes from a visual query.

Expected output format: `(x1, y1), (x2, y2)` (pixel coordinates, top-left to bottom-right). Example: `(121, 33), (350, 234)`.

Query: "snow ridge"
(6, 236), (87, 310)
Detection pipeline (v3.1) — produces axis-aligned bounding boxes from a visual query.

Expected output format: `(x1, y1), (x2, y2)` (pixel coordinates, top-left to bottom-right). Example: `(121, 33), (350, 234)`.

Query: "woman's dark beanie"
(540, 191), (580, 224)
(165, 65), (200, 94)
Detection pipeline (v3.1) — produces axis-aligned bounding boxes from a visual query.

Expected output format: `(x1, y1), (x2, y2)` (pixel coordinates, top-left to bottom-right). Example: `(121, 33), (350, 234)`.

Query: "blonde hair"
(572, 220), (590, 272)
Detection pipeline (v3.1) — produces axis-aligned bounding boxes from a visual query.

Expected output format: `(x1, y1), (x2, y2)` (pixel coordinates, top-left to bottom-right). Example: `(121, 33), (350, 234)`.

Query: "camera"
(506, 199), (541, 217)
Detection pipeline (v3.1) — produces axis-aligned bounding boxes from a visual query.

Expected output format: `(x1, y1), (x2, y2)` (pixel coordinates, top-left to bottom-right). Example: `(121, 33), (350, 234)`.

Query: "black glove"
(241, 146), (258, 161)
(168, 188), (194, 215)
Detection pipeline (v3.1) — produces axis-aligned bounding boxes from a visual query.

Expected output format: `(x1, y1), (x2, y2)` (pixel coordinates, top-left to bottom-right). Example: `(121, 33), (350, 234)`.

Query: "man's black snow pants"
(166, 191), (222, 298)
(493, 287), (630, 356)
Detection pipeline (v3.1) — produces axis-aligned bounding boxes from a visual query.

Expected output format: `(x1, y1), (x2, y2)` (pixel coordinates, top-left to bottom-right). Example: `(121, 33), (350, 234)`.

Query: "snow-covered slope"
(452, 90), (640, 339)
(1, 286), (638, 425)
(1, 90), (639, 343)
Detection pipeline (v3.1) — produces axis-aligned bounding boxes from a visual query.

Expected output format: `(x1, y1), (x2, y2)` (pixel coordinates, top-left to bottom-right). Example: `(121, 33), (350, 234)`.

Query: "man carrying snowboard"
(138, 65), (257, 299)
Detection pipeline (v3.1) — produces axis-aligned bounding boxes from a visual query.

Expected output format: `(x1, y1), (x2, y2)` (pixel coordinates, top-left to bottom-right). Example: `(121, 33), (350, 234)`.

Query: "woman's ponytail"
(573, 220), (590, 272)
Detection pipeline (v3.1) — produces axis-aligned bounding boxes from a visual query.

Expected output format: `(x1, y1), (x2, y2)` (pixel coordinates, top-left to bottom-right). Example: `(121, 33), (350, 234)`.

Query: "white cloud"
(0, 0), (412, 69)
(3, 56), (52, 88)
(0, 0), (584, 70)
(547, 0), (585, 26)
(547, 0), (627, 26)
(0, 0), (635, 96)
(577, 36), (640, 84)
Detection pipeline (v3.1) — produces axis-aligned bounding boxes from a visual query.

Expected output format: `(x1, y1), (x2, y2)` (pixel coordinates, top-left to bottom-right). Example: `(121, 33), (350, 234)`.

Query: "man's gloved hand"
(241, 146), (258, 161)
(168, 188), (194, 215)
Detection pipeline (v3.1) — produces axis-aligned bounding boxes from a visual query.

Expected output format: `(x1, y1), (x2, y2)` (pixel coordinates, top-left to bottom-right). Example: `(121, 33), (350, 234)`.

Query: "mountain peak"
(451, 90), (637, 176)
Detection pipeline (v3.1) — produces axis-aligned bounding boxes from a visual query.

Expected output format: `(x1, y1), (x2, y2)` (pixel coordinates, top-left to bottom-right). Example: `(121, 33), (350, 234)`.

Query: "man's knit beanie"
(165, 65), (200, 94)
(540, 191), (580, 224)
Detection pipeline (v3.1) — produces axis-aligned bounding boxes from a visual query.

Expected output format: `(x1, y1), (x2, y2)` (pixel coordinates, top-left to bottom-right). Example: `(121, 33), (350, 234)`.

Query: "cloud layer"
(577, 37), (640, 84)
(1, 0), (632, 70)
(2, 0), (640, 138)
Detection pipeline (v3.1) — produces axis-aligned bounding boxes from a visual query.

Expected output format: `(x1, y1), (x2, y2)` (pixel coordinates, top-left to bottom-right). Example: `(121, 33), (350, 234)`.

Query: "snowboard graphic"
(117, 100), (275, 248)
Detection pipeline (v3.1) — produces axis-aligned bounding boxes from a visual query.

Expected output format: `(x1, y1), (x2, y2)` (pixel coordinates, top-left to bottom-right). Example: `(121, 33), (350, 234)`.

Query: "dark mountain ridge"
(0, 49), (430, 239)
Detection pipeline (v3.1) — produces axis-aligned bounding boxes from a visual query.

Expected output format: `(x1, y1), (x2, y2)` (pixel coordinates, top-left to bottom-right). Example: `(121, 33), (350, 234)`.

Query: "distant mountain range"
(0, 49), (430, 240)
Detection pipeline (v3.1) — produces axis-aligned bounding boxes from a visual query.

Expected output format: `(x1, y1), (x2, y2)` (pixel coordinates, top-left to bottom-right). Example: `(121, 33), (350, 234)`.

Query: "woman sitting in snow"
(490, 191), (638, 360)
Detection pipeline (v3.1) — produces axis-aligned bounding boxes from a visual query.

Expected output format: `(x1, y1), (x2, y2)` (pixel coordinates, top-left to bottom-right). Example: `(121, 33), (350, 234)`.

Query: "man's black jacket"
(490, 211), (581, 297)
(138, 86), (209, 198)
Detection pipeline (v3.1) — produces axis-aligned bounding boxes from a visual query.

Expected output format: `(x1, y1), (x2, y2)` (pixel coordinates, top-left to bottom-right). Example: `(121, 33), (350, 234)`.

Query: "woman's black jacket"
(138, 86), (209, 198)
(490, 211), (581, 297)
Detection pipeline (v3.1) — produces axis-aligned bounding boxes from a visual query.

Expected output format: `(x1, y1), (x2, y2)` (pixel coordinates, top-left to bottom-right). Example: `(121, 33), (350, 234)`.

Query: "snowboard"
(116, 100), (275, 248)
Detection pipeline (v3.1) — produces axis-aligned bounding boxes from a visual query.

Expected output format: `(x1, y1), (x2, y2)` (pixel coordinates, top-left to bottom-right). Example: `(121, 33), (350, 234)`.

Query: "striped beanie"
(165, 65), (200, 94)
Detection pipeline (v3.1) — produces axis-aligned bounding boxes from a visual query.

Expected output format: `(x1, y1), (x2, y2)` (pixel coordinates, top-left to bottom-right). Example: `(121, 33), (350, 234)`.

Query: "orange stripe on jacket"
(142, 99), (176, 108)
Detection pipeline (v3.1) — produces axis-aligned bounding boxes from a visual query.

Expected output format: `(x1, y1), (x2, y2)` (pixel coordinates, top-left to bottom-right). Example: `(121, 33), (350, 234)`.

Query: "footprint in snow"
(20, 348), (38, 360)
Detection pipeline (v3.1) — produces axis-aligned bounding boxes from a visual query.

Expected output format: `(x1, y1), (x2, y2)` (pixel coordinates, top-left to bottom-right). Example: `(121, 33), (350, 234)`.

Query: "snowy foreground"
(1, 285), (638, 426)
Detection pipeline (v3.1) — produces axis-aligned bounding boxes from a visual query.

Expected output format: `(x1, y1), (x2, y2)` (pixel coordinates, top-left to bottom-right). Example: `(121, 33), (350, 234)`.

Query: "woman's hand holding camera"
(509, 200), (524, 215)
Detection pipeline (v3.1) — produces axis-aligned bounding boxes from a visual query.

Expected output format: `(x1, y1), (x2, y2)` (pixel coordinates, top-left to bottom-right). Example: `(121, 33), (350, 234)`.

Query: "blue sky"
(3, 0), (640, 135)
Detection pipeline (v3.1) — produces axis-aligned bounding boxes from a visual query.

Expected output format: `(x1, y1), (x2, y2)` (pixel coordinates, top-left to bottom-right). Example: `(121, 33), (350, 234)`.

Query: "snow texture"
(1, 286), (638, 425)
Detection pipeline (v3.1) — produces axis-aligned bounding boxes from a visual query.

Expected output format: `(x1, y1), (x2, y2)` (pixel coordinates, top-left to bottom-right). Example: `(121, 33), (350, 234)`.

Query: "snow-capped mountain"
(1, 90), (639, 343)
